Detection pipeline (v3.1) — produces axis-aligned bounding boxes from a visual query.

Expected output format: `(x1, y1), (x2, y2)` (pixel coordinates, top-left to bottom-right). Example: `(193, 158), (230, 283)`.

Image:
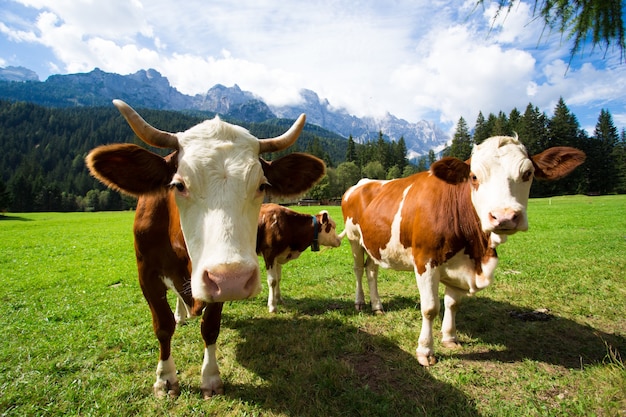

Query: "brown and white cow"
(257, 203), (342, 312)
(86, 100), (324, 398)
(341, 135), (585, 366)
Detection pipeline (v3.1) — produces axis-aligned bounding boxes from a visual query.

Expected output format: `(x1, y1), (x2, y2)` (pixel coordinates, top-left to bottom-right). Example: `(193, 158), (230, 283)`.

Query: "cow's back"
(342, 171), (487, 273)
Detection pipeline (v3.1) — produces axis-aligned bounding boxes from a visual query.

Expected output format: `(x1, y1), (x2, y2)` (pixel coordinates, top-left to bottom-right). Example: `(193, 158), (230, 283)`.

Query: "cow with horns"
(341, 135), (585, 367)
(86, 100), (325, 398)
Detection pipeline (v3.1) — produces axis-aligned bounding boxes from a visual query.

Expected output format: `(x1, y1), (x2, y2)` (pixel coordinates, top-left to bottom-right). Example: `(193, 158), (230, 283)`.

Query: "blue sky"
(0, 0), (624, 135)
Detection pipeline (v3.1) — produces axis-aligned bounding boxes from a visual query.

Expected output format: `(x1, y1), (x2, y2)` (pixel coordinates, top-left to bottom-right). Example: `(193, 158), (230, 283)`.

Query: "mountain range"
(0, 66), (450, 158)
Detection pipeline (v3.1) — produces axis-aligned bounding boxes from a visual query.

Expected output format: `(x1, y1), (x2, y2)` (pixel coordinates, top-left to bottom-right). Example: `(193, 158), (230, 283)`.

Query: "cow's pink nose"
(199, 266), (261, 302)
(489, 209), (521, 230)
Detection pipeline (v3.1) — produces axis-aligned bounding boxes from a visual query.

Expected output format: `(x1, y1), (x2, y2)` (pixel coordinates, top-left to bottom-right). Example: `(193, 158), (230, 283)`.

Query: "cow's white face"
(171, 120), (265, 302)
(469, 136), (534, 235)
(317, 210), (342, 248)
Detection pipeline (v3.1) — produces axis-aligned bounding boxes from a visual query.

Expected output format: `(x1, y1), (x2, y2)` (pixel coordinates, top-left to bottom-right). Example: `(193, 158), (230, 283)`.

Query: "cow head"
(87, 100), (325, 303)
(431, 135), (585, 235)
(316, 210), (342, 248)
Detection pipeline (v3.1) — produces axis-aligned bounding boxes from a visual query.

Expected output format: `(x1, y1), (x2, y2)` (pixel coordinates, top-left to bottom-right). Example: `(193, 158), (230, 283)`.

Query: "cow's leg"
(267, 261), (283, 313)
(415, 266), (440, 366)
(139, 273), (180, 398)
(174, 295), (190, 325)
(441, 286), (464, 349)
(200, 302), (224, 399)
(365, 256), (383, 314)
(348, 239), (367, 311)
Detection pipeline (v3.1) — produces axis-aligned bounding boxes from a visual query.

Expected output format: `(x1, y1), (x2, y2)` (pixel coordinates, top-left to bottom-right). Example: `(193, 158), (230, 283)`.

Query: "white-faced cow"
(86, 100), (324, 398)
(341, 135), (585, 366)
(257, 203), (342, 313)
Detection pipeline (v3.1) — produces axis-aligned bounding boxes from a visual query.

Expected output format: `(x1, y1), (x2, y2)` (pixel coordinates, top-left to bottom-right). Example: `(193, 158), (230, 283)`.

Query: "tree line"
(441, 97), (626, 196)
(0, 100), (347, 212)
(1, 97), (624, 213)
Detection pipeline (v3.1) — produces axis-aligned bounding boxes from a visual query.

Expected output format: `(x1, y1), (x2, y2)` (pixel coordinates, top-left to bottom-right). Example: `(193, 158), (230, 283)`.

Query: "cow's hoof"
(442, 340), (462, 349)
(373, 309), (385, 316)
(268, 306), (278, 313)
(417, 352), (437, 367)
(202, 385), (224, 399)
(201, 377), (225, 399)
(355, 303), (366, 312)
(154, 380), (180, 398)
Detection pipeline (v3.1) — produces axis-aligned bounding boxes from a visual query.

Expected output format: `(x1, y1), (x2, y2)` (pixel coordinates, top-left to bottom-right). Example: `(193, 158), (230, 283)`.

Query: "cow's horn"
(259, 114), (306, 153)
(113, 99), (179, 149)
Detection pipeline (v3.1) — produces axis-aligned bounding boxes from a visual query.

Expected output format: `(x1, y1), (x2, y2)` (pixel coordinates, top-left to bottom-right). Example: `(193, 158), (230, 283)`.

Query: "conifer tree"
(587, 109), (620, 194)
(445, 117), (473, 160)
(492, 111), (509, 136)
(508, 108), (522, 134)
(543, 97), (587, 195)
(473, 111), (490, 145)
(613, 129), (626, 193)
(428, 150), (436, 166)
(548, 97), (583, 148)
(518, 103), (549, 155)
(346, 135), (357, 163)
(376, 131), (391, 170)
(395, 136), (409, 174)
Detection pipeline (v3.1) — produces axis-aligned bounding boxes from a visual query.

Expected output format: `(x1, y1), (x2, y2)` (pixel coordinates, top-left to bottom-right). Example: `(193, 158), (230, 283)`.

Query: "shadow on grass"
(443, 296), (626, 369)
(223, 314), (479, 417)
(0, 214), (32, 221)
(277, 294), (625, 370)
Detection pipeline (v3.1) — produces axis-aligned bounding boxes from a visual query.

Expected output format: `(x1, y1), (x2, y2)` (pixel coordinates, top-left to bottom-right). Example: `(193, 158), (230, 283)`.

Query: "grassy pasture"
(0, 195), (624, 416)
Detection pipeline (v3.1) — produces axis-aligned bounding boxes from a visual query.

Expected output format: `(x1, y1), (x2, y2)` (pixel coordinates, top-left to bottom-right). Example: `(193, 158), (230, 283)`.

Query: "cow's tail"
(338, 229), (347, 240)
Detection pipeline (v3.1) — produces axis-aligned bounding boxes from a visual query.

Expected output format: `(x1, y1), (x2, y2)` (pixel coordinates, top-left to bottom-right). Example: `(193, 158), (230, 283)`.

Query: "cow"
(341, 135), (585, 367)
(86, 100), (325, 399)
(257, 203), (342, 313)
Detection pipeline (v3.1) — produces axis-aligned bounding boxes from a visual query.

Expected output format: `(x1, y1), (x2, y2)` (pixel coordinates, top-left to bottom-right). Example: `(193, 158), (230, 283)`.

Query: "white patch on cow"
(275, 247), (302, 264)
(470, 136), (534, 234)
(489, 232), (508, 247)
(201, 344), (223, 396)
(154, 356), (178, 397)
(267, 261), (282, 313)
(439, 250), (499, 295)
(378, 184), (414, 270)
(173, 119), (264, 302)
(342, 216), (361, 243)
(476, 255), (498, 290)
(342, 178), (377, 202)
(161, 276), (191, 324)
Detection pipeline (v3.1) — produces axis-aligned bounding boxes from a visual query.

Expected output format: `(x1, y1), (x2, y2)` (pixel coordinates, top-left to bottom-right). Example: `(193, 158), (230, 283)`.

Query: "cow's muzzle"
(194, 266), (261, 302)
(488, 208), (523, 233)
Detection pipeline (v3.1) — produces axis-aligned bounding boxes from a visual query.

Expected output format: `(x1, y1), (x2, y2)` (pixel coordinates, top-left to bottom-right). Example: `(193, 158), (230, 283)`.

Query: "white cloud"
(391, 24), (536, 124)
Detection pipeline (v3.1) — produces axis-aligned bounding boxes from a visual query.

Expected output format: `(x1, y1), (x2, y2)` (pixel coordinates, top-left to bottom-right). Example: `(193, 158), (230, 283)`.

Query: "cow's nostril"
(204, 271), (220, 295)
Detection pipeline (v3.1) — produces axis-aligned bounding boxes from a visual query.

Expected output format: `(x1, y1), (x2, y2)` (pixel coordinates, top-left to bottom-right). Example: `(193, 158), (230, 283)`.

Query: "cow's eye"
(470, 173), (479, 184)
(169, 180), (186, 194)
(259, 181), (271, 193)
(522, 170), (533, 182)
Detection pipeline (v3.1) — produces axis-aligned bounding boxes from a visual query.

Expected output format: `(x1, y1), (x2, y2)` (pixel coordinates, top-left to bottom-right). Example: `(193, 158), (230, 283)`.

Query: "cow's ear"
(532, 147), (586, 180)
(86, 143), (174, 196)
(321, 211), (329, 224)
(261, 153), (326, 197)
(430, 157), (470, 184)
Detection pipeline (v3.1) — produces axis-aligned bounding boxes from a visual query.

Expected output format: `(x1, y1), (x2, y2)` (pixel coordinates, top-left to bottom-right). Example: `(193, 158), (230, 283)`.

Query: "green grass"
(0, 196), (625, 416)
